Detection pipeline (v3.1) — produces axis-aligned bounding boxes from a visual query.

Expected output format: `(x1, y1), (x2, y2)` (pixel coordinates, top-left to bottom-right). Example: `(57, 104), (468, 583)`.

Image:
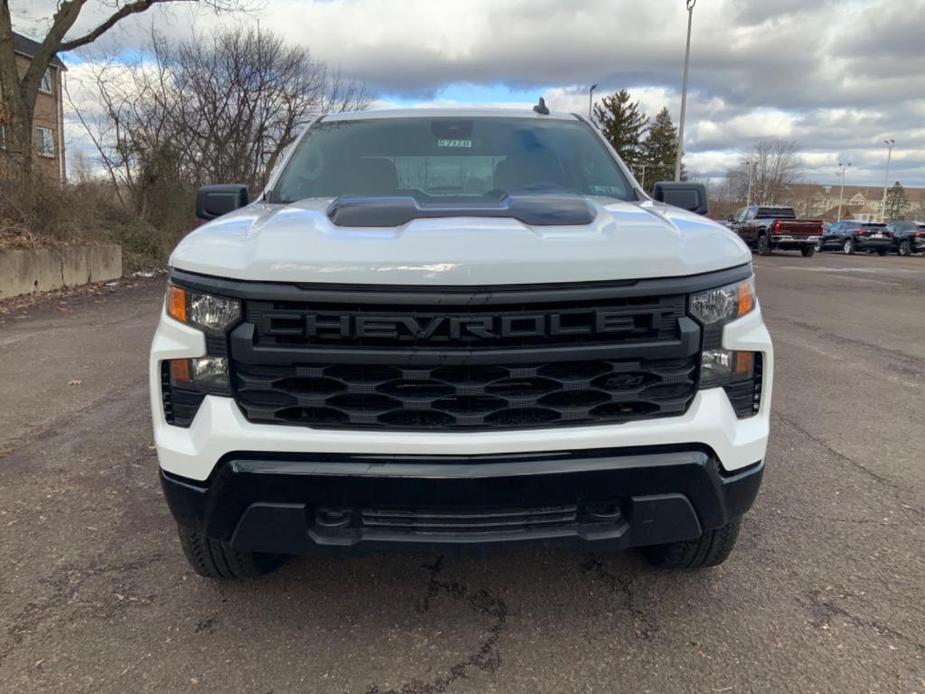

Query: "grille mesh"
(359, 505), (580, 535)
(233, 358), (697, 430)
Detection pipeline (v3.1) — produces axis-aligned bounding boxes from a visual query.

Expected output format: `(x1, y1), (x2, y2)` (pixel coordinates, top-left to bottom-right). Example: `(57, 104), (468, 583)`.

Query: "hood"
(170, 198), (751, 285)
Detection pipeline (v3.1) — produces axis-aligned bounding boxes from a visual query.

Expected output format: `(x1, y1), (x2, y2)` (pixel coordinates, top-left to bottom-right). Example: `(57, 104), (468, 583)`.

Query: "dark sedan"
(886, 221), (925, 256)
(819, 221), (893, 255)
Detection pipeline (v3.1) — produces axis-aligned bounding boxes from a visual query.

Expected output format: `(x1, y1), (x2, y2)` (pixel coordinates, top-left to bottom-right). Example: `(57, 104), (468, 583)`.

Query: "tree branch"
(58, 0), (193, 52)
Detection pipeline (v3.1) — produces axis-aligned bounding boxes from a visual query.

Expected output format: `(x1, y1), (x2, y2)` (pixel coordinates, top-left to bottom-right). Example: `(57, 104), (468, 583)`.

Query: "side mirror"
(651, 182), (709, 216)
(196, 184), (250, 220)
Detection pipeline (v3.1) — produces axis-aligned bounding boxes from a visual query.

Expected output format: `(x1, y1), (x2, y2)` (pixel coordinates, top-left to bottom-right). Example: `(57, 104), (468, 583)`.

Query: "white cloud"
(13, 0), (925, 186)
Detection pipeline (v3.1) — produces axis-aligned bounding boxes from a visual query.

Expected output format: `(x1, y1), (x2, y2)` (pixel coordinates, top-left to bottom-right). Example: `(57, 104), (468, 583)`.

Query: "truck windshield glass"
(272, 117), (633, 203)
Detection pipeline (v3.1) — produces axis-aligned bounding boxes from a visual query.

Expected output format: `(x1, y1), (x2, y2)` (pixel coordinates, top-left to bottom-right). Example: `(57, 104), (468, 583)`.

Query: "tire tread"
(643, 518), (742, 569)
(178, 526), (286, 579)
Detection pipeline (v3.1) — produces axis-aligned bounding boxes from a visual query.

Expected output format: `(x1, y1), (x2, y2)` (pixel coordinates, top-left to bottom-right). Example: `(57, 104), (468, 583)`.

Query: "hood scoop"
(326, 194), (597, 228)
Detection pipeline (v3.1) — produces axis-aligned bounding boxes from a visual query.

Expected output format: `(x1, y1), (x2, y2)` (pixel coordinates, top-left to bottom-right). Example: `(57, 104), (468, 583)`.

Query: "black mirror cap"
(652, 182), (709, 216)
(196, 184), (250, 220)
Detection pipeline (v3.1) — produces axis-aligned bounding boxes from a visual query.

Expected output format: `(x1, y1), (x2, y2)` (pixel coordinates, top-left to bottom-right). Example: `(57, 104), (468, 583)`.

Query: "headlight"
(689, 276), (755, 326)
(166, 283), (241, 331)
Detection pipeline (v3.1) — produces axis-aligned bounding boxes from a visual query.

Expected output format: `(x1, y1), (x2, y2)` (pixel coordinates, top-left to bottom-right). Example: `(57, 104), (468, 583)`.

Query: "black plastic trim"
(228, 316), (700, 367)
(327, 193), (597, 227)
(160, 446), (764, 554)
(168, 264), (753, 306)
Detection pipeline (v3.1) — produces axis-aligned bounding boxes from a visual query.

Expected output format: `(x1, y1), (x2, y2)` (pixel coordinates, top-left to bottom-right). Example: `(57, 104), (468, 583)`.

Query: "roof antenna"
(533, 97), (550, 115)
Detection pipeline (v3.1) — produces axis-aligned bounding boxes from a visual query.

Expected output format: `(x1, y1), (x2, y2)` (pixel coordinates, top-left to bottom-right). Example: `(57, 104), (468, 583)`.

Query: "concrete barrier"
(0, 244), (122, 299)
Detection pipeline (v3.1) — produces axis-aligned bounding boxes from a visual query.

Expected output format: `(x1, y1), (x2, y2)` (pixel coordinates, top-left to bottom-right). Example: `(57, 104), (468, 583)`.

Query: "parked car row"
(724, 206), (924, 257)
(818, 220), (925, 256)
(885, 221), (925, 256)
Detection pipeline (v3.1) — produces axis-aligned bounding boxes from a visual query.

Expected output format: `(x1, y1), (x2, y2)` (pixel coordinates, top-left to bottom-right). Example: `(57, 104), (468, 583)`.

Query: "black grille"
(233, 357), (697, 430)
(244, 294), (685, 349)
(227, 282), (702, 432)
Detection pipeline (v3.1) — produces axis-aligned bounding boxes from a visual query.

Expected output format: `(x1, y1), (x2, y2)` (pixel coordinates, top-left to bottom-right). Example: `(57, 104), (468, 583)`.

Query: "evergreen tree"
(641, 107), (683, 192)
(593, 90), (647, 173)
(884, 181), (909, 222)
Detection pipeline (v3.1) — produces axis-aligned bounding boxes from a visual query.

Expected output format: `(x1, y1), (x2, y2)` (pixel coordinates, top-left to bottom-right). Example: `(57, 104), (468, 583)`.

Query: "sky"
(12, 0), (925, 187)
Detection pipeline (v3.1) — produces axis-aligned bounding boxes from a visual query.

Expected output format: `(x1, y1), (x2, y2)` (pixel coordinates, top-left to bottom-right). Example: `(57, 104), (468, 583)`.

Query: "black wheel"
(842, 238), (855, 255)
(898, 239), (911, 256)
(642, 518), (742, 569)
(756, 234), (772, 256)
(178, 526), (287, 579)
(816, 240), (824, 252)
(877, 249), (888, 256)
(801, 245), (816, 257)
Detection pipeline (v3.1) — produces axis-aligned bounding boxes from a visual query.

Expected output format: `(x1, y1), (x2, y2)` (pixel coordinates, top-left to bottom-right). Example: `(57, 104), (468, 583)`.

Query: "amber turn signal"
(733, 351), (755, 378)
(737, 280), (755, 318)
(167, 285), (187, 323)
(169, 358), (192, 385)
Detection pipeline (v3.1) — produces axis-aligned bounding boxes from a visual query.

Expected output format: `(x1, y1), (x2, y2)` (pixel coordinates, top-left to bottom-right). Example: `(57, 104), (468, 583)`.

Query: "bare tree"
(172, 27), (367, 189)
(71, 26), (368, 223)
(720, 140), (803, 206)
(0, 0), (245, 185)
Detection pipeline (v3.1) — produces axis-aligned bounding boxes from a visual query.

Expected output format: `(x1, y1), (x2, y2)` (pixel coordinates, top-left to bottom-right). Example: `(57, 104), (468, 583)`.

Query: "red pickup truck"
(728, 206), (823, 257)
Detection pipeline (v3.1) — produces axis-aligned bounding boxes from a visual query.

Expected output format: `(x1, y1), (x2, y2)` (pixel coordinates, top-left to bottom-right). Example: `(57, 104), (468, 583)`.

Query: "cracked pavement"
(0, 253), (923, 693)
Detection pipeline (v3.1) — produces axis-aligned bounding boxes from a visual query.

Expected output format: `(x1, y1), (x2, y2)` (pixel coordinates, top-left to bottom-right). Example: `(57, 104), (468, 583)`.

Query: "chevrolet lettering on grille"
(262, 311), (639, 341)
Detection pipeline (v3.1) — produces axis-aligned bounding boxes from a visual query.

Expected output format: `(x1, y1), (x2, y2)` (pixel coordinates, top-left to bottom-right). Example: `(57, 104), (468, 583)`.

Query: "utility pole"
(879, 139), (895, 222)
(837, 162), (851, 222)
(588, 84), (598, 123)
(674, 0), (696, 181)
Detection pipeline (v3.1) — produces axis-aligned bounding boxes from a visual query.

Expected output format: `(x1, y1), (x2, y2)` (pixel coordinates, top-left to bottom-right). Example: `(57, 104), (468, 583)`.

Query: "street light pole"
(674, 0), (696, 181)
(879, 138), (895, 222)
(745, 159), (754, 206)
(588, 84), (598, 123)
(837, 162), (851, 222)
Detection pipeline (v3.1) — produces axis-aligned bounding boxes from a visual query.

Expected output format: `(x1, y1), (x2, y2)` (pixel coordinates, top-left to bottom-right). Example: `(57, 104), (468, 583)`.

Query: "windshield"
(271, 117), (634, 204)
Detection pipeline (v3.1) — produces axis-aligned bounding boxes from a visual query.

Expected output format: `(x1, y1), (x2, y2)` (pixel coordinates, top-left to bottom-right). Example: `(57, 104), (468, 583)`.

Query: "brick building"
(1, 32), (67, 182)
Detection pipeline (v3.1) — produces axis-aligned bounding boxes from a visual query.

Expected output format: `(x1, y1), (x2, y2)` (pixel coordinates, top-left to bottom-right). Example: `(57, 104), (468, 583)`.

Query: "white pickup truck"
(150, 107), (773, 578)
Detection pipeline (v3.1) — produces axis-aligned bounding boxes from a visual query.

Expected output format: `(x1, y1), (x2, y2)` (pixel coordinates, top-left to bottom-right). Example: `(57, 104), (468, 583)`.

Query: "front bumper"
(161, 447), (764, 554)
(150, 305), (773, 481)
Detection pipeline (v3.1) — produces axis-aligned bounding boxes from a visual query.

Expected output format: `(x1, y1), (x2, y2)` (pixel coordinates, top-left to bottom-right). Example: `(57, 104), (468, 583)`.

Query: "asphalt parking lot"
(1, 251), (923, 693)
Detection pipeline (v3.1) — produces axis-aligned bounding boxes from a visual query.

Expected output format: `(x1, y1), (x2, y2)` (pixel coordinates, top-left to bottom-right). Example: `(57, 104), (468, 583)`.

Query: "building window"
(36, 126), (55, 157)
(0, 124), (5, 150)
(40, 69), (53, 94)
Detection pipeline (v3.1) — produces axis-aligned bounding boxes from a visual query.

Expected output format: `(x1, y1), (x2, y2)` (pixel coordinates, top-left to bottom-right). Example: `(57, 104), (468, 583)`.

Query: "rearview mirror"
(196, 184), (250, 220)
(651, 182), (708, 216)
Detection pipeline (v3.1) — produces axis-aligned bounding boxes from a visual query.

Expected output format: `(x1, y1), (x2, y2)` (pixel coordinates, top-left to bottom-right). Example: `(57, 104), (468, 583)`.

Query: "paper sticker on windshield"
(437, 139), (472, 148)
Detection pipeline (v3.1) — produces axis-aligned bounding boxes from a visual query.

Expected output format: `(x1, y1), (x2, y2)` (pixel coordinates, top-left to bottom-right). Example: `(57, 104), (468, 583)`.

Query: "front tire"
(642, 518), (742, 569)
(756, 234), (772, 256)
(178, 526), (287, 579)
(801, 245), (816, 257)
(843, 238), (855, 255)
(898, 240), (911, 256)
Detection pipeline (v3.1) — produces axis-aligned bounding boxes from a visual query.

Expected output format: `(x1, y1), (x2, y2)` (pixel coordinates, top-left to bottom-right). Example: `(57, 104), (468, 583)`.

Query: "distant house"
(1, 32), (67, 182)
(782, 183), (925, 222)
